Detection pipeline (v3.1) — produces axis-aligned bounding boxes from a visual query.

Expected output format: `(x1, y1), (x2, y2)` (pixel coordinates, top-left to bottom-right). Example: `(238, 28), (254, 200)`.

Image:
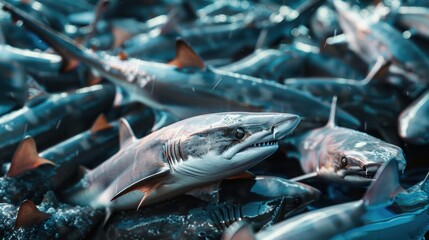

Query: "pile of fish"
(0, 0), (428, 239)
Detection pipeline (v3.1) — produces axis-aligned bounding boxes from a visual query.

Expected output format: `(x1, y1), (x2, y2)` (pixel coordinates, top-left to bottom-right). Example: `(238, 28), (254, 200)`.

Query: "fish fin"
(255, 28), (269, 50)
(324, 34), (348, 46)
(181, 0), (197, 21)
(101, 206), (112, 228)
(222, 221), (256, 240)
(160, 9), (180, 35)
(26, 77), (48, 102)
(119, 118), (137, 148)
(152, 110), (178, 131)
(111, 167), (170, 201)
(77, 165), (90, 177)
(168, 39), (205, 69)
(88, 0), (110, 38)
(420, 172), (429, 191)
(326, 96), (337, 128)
(90, 114), (112, 132)
(136, 180), (164, 210)
(14, 200), (50, 229)
(363, 160), (401, 207)
(289, 172), (319, 182)
(186, 182), (220, 203)
(7, 137), (55, 177)
(361, 57), (391, 85)
(160, 1), (198, 35)
(226, 171), (256, 180)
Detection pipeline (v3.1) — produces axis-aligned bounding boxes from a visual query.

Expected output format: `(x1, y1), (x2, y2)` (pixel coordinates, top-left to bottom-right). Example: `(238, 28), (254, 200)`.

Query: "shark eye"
(233, 127), (246, 140)
(341, 157), (348, 167)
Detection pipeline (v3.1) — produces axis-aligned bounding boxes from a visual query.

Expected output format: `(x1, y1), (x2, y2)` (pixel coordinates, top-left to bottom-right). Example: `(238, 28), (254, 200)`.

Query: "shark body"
(1, 1), (359, 131)
(64, 112), (300, 210)
(224, 160), (429, 240)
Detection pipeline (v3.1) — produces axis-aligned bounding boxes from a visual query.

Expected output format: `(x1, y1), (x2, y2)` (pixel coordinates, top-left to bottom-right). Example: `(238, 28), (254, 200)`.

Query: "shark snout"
(271, 114), (300, 140)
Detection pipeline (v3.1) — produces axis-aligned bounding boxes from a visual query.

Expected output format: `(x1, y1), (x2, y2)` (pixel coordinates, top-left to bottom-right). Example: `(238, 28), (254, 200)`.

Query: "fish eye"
(293, 197), (302, 207)
(341, 157), (348, 167)
(233, 127), (245, 140)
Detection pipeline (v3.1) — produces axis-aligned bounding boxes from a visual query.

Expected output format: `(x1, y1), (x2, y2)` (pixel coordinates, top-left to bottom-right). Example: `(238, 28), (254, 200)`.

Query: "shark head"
(161, 112), (300, 180)
(316, 129), (406, 185)
(333, 0), (371, 53)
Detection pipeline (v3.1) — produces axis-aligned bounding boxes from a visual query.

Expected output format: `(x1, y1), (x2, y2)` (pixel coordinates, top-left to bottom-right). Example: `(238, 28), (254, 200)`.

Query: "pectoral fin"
(226, 171), (256, 180)
(110, 167), (170, 201)
(289, 172), (319, 182)
(363, 159), (402, 207)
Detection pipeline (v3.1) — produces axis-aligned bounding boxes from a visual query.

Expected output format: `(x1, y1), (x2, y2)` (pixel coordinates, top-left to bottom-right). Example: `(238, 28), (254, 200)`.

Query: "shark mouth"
(344, 170), (376, 179)
(341, 165), (380, 182)
(250, 140), (279, 148)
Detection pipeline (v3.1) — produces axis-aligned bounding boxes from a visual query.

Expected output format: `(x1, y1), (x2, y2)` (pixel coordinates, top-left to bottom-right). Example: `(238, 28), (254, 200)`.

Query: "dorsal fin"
(222, 221), (256, 240)
(326, 96), (337, 128)
(181, 0), (197, 21)
(90, 114), (112, 132)
(7, 137), (55, 177)
(363, 160), (401, 206)
(168, 39), (205, 69)
(119, 118), (136, 148)
(361, 57), (391, 85)
(88, 0), (110, 38)
(14, 200), (50, 229)
(420, 171), (429, 191)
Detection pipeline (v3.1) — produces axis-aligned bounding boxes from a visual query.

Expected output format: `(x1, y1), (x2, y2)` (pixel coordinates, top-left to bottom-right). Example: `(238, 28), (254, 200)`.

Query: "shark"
(219, 43), (363, 82)
(223, 159), (429, 240)
(333, 0), (429, 96)
(0, 84), (115, 163)
(1, 1), (360, 131)
(104, 176), (320, 239)
(63, 112), (300, 210)
(117, 0), (324, 63)
(291, 97), (406, 186)
(284, 58), (409, 142)
(399, 89), (429, 145)
(0, 107), (152, 204)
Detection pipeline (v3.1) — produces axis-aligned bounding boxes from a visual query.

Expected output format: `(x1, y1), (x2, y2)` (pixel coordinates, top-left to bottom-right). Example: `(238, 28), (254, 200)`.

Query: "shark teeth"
(251, 140), (278, 148)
